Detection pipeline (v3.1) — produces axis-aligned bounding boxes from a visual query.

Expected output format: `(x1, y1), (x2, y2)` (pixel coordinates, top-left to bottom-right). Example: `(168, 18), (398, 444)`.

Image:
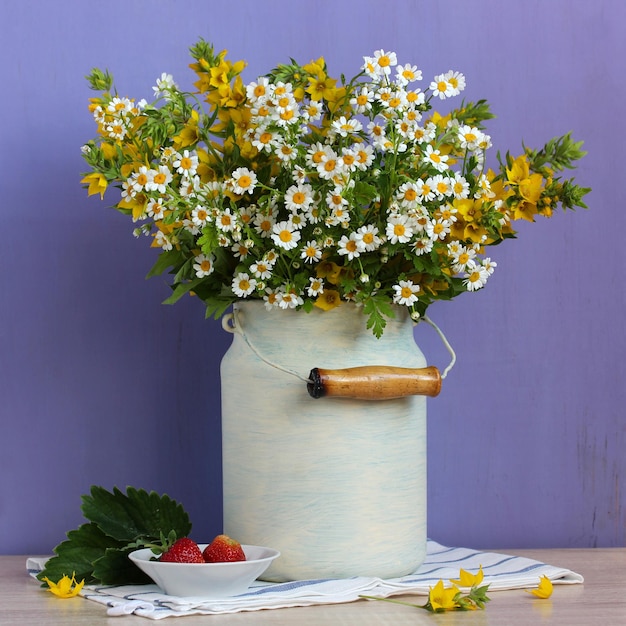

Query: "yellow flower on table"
(42, 572), (84, 599)
(526, 574), (554, 599)
(428, 579), (460, 611)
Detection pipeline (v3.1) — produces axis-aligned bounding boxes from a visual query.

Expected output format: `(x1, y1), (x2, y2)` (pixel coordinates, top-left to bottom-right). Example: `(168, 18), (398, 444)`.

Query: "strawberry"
(160, 537), (205, 563)
(202, 534), (246, 563)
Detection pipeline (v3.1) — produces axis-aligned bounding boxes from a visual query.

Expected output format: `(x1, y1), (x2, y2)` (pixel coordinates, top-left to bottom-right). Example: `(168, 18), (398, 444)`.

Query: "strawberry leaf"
(81, 486), (191, 543)
(37, 486), (192, 586)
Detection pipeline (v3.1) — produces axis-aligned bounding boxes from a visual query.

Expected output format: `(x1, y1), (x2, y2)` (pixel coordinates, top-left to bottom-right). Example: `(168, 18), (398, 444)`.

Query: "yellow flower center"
(279, 230), (293, 243)
(404, 189), (417, 202)
(394, 224), (406, 236)
(292, 192), (306, 205)
(237, 175), (252, 189)
(401, 286), (413, 298)
(377, 55), (391, 68)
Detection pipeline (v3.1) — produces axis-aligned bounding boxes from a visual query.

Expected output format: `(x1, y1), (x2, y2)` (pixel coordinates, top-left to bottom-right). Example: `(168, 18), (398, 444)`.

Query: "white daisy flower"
(429, 73), (455, 100)
(412, 236), (434, 256)
(426, 218), (451, 241)
(416, 178), (436, 203)
(271, 220), (301, 250)
(131, 166), (151, 193)
(395, 63), (422, 85)
(355, 224), (382, 251)
(337, 233), (364, 260)
(464, 261), (489, 291)
(191, 205), (210, 227)
(350, 86), (375, 114)
(253, 210), (277, 238)
(284, 183), (314, 213)
(371, 49), (397, 76)
(146, 165), (173, 194)
(250, 260), (273, 279)
(146, 199), (166, 220)
(482, 257), (498, 276)
(396, 182), (420, 208)
(300, 240), (322, 263)
(246, 77), (271, 103)
(193, 253), (215, 278)
(354, 145), (375, 171)
(216, 208), (237, 232)
(263, 288), (280, 309)
(331, 115), (363, 138)
(457, 125), (484, 151)
(172, 150), (198, 177)
(422, 145), (449, 172)
(153, 230), (172, 251)
(251, 127), (278, 153)
(393, 280), (420, 306)
(153, 72), (178, 97)
(277, 289), (303, 309)
(386, 213), (415, 244)
(230, 167), (258, 195)
(452, 173), (470, 199)
(231, 241), (252, 259)
(444, 70), (466, 96)
(307, 277), (325, 297)
(316, 151), (345, 181)
(231, 272), (257, 297)
(431, 174), (453, 199)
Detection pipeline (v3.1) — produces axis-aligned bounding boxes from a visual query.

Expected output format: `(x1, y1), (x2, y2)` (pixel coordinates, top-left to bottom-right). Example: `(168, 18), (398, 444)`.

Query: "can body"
(221, 301), (427, 581)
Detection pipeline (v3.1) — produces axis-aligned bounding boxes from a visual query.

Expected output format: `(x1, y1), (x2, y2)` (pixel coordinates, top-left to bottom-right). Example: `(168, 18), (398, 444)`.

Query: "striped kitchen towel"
(27, 539), (583, 619)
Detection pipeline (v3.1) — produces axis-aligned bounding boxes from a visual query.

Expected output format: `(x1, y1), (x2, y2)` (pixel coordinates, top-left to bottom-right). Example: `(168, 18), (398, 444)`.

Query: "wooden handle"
(307, 365), (442, 400)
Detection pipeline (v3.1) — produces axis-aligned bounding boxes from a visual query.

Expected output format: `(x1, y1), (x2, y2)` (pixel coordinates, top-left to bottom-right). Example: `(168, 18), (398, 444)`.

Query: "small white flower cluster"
(85, 46), (507, 330)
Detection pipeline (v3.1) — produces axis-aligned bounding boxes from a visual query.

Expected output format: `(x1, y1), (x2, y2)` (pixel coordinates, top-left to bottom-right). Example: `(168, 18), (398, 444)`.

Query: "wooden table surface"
(3, 548), (625, 624)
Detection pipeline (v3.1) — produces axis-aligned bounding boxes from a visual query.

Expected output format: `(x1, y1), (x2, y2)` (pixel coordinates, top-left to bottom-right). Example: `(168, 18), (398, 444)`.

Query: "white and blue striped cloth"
(27, 540), (583, 619)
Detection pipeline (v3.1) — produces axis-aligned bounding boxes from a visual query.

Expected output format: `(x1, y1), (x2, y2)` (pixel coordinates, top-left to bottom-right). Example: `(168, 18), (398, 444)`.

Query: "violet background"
(1, 0), (623, 555)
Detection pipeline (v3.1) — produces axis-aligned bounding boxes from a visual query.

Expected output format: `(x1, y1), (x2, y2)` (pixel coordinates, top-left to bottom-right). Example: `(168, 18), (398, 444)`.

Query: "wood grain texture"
(9, 549), (626, 624)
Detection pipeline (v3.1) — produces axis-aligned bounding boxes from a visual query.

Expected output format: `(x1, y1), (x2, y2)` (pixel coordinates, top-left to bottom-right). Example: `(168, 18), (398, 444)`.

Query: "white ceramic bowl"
(128, 544), (280, 598)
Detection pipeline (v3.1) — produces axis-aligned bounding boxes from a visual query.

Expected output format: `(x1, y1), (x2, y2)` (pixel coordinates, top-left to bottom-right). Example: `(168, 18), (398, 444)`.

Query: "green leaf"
(38, 486), (193, 586)
(162, 278), (204, 305)
(81, 486), (191, 543)
(145, 249), (182, 278)
(37, 522), (123, 585)
(363, 296), (395, 339)
(92, 546), (152, 585)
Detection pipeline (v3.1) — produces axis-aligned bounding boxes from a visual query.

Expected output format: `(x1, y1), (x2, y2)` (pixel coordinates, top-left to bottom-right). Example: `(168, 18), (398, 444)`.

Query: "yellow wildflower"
(306, 69), (338, 102)
(428, 579), (459, 611)
(526, 575), (553, 599)
(80, 172), (108, 199)
(42, 573), (85, 598)
(173, 110), (200, 149)
(314, 290), (341, 311)
(450, 565), (484, 587)
(506, 155), (531, 184)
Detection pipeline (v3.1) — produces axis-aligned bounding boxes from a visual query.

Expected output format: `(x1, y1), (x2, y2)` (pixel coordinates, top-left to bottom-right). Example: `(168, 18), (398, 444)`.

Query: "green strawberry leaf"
(81, 486), (191, 543)
(37, 486), (192, 587)
(92, 546), (152, 585)
(37, 522), (122, 584)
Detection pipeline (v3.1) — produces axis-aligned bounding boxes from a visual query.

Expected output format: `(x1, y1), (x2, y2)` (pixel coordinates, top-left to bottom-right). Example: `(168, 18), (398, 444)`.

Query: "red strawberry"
(160, 537), (204, 563)
(202, 534), (246, 563)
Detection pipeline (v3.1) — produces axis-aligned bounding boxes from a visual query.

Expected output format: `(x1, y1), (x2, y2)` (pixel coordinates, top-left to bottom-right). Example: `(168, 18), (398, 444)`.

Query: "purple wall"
(1, 0), (623, 554)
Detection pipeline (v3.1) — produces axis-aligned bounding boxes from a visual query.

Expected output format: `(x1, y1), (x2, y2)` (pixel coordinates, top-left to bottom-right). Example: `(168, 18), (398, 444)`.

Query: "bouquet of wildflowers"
(81, 40), (588, 336)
